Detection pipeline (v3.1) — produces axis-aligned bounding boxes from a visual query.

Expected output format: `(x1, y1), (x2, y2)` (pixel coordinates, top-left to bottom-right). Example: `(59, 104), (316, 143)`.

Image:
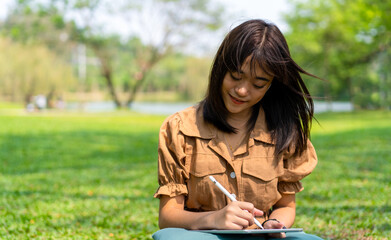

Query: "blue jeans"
(152, 228), (324, 240)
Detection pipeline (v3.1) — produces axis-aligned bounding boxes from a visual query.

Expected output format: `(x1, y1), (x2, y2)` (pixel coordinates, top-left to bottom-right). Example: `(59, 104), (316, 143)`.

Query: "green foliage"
(1, 1), (76, 55)
(143, 53), (187, 92)
(0, 0), (226, 107)
(0, 110), (390, 239)
(179, 56), (211, 101)
(0, 38), (77, 104)
(285, 0), (391, 109)
(6, 0), (391, 111)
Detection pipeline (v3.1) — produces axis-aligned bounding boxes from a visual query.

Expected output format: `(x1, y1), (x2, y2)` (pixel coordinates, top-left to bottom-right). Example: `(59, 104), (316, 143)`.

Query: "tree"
(1, 0), (77, 59)
(59, 0), (226, 108)
(1, 0), (226, 108)
(179, 56), (211, 101)
(285, 0), (391, 109)
(0, 38), (77, 106)
(0, 0), (80, 106)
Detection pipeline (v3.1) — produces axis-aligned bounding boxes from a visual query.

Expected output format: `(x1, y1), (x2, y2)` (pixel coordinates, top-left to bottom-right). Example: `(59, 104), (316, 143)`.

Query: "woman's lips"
(229, 95), (246, 105)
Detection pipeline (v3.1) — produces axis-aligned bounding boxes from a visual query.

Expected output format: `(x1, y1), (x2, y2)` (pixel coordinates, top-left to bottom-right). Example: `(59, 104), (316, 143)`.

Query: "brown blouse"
(154, 104), (317, 219)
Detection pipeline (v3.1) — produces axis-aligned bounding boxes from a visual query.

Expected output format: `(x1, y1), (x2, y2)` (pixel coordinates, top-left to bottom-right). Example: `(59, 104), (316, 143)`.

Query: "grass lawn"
(0, 108), (390, 239)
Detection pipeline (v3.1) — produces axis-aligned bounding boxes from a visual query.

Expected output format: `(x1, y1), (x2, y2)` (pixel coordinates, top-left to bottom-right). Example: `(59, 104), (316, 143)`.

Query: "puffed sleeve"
(154, 114), (189, 198)
(278, 140), (318, 194)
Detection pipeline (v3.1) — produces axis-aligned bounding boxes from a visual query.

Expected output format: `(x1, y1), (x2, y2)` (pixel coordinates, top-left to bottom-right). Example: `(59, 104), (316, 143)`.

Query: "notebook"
(195, 228), (303, 234)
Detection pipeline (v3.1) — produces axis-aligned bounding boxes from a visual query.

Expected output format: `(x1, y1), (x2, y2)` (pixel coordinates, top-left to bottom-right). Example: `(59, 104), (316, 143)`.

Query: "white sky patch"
(0, 0), (291, 55)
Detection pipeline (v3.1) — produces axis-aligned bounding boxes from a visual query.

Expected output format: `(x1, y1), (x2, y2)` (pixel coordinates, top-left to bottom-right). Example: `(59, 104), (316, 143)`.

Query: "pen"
(209, 176), (264, 229)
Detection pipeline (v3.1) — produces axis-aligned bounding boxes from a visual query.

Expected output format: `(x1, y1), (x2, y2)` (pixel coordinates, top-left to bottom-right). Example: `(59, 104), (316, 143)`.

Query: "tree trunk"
(127, 71), (146, 107)
(46, 87), (55, 109)
(98, 56), (122, 108)
(346, 77), (354, 107)
(24, 93), (33, 107)
(127, 51), (162, 107)
(24, 80), (36, 107)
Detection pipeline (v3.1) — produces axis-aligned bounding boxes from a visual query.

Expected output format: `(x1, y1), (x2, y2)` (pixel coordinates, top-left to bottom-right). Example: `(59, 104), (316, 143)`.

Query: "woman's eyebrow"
(237, 70), (270, 81)
(255, 76), (270, 82)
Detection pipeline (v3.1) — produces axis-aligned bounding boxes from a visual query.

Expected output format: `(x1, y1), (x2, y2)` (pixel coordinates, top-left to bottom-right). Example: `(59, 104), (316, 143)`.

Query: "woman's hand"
(209, 201), (264, 230)
(159, 195), (263, 230)
(263, 219), (286, 239)
(262, 193), (297, 238)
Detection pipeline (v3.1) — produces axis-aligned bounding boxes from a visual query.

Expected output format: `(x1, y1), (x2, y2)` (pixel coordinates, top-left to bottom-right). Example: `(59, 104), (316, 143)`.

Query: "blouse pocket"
(242, 157), (281, 211)
(242, 157), (279, 181)
(189, 154), (226, 177)
(186, 154), (227, 211)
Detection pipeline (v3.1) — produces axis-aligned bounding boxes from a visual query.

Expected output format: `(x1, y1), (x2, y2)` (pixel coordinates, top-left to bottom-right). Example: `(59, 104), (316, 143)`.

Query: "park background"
(0, 0), (390, 239)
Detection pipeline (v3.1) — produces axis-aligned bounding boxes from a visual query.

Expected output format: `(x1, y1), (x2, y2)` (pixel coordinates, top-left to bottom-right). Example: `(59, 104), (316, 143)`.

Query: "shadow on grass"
(1, 189), (156, 202)
(3, 125), (388, 172)
(298, 204), (391, 232)
(1, 117), (390, 239)
(312, 126), (391, 175)
(0, 130), (159, 175)
(300, 126), (391, 239)
(0, 129), (161, 222)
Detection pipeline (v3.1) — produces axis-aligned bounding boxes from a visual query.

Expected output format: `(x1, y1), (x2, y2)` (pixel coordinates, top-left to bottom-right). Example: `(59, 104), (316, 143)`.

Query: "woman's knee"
(285, 232), (324, 240)
(153, 229), (323, 240)
(152, 228), (221, 240)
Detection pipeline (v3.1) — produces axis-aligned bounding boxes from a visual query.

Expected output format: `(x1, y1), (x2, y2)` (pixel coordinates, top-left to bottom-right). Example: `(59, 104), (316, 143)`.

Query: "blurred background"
(1, 1), (390, 239)
(0, 0), (390, 113)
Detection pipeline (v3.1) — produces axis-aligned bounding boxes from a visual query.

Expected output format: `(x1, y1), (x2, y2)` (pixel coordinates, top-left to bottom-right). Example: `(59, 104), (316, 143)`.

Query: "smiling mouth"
(229, 95), (246, 105)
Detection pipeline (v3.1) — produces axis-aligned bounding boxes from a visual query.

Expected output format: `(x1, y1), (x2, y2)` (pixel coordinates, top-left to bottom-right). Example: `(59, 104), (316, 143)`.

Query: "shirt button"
(230, 172), (236, 179)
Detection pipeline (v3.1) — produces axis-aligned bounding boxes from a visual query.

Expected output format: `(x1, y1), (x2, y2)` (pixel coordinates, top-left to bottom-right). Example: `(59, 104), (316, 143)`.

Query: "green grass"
(298, 111), (391, 239)
(0, 109), (390, 239)
(0, 111), (165, 239)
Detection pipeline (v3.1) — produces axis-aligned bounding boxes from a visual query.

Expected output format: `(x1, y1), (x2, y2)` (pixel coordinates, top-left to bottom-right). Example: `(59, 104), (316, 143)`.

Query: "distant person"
(25, 96), (35, 112)
(55, 97), (66, 110)
(34, 94), (47, 110)
(26, 102), (35, 112)
(153, 19), (323, 240)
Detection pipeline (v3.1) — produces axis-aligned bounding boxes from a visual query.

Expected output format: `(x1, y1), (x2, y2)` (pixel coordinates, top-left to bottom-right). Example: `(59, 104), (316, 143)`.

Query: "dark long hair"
(202, 19), (315, 157)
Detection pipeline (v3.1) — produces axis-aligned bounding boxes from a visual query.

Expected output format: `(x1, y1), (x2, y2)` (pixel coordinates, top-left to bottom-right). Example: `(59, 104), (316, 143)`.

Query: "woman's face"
(222, 56), (273, 119)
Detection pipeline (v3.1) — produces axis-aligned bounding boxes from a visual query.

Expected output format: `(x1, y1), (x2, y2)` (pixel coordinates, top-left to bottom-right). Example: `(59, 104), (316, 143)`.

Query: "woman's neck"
(227, 112), (251, 131)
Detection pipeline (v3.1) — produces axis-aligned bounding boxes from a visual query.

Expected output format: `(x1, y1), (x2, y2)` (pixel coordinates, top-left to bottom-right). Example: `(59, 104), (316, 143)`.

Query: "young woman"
(152, 19), (323, 240)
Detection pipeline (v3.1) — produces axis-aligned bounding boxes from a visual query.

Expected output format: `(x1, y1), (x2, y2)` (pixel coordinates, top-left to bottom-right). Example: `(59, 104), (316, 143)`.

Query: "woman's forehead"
(237, 56), (274, 79)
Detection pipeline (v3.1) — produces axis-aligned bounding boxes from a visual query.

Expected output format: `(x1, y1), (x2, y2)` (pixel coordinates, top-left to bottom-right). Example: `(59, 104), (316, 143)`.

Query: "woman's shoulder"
(161, 104), (198, 126)
(161, 104), (216, 139)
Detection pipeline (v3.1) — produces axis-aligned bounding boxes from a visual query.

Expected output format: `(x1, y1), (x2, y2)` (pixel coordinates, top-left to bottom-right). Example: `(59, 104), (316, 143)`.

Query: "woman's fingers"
(264, 220), (286, 238)
(213, 201), (262, 229)
(254, 208), (264, 217)
(227, 202), (254, 226)
(234, 202), (265, 226)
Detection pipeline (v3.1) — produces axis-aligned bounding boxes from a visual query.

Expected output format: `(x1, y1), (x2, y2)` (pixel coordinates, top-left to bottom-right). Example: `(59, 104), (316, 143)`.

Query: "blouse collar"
(178, 104), (274, 145)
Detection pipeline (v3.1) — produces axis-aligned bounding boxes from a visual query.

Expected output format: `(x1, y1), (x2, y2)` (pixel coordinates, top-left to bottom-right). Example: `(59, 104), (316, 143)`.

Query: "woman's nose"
(235, 82), (249, 96)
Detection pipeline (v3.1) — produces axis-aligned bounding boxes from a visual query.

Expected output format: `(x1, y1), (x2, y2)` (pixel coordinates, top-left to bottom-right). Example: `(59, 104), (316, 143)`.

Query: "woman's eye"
(230, 72), (241, 80)
(254, 84), (266, 89)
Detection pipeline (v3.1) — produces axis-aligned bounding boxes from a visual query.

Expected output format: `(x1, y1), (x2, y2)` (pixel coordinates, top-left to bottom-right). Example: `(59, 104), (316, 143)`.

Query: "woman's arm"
(268, 193), (296, 228)
(262, 193), (296, 238)
(159, 195), (264, 230)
